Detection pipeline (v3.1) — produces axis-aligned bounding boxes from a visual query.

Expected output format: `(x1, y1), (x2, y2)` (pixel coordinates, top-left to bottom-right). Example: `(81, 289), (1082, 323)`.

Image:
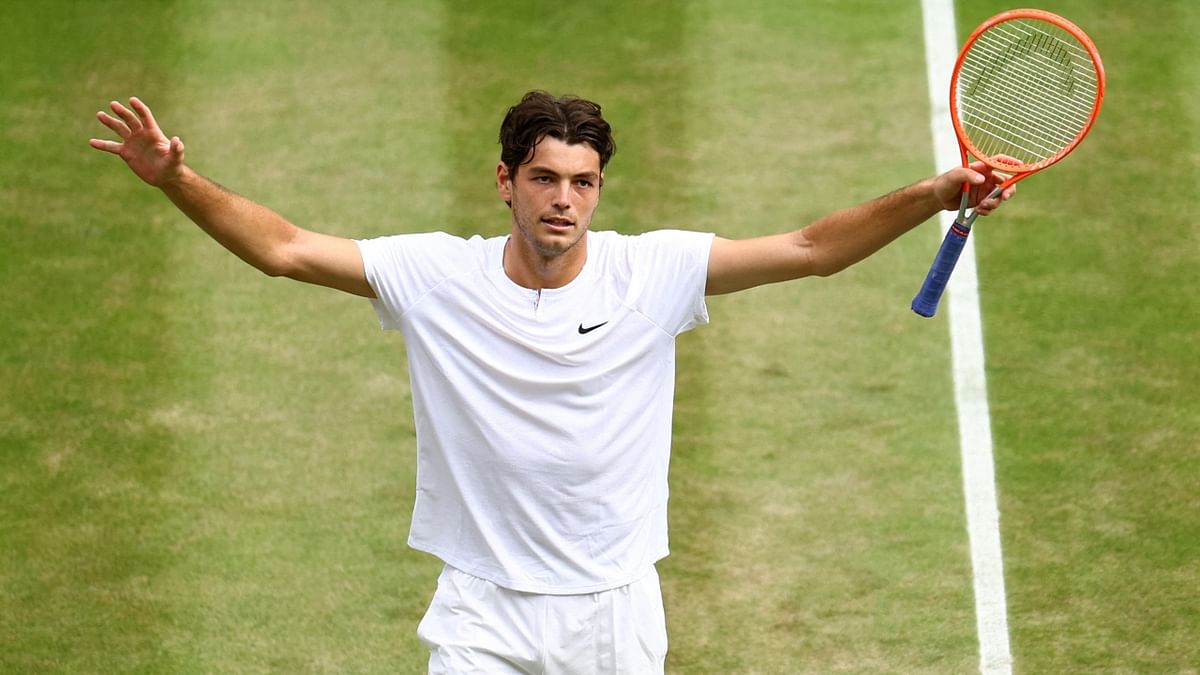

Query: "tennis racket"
(911, 8), (1106, 317)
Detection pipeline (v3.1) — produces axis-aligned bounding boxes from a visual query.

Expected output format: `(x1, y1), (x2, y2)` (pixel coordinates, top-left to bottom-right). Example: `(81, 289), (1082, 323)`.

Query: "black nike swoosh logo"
(578, 321), (608, 334)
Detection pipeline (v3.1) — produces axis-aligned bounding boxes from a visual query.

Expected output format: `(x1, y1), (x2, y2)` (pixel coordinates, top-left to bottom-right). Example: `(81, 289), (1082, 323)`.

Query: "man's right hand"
(90, 97), (185, 188)
(89, 96), (374, 298)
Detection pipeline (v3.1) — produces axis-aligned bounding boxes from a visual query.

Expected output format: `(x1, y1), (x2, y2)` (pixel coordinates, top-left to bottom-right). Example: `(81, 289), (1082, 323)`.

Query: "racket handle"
(911, 222), (971, 318)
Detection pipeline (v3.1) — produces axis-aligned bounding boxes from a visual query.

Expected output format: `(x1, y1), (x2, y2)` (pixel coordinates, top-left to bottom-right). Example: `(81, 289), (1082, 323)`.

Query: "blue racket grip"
(911, 222), (970, 318)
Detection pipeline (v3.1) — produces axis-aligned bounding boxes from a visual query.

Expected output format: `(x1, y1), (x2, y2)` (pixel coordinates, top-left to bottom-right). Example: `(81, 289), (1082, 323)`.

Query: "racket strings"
(963, 43), (1094, 139)
(956, 19), (1099, 167)
(966, 25), (1097, 119)
(965, 35), (1095, 141)
(960, 27), (1096, 161)
(963, 58), (1094, 157)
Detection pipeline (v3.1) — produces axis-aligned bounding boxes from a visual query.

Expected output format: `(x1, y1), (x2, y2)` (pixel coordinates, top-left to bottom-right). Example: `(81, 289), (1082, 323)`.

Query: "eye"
(575, 179), (594, 189)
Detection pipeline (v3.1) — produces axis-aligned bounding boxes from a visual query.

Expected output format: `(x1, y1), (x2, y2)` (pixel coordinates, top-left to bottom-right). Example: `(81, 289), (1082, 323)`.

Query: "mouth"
(541, 216), (575, 231)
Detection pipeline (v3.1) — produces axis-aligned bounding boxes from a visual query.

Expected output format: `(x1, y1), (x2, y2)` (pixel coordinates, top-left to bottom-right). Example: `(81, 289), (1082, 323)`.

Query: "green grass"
(962, 0), (1200, 671)
(1, 1), (1197, 673)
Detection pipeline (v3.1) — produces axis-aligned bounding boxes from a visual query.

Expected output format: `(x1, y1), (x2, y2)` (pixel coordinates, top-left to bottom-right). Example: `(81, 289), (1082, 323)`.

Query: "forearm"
(798, 177), (942, 276)
(707, 166), (1008, 295)
(160, 166), (299, 276)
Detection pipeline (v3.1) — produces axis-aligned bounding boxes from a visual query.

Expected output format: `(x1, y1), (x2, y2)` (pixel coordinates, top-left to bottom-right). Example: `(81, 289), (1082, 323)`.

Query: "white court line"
(920, 1), (1014, 673)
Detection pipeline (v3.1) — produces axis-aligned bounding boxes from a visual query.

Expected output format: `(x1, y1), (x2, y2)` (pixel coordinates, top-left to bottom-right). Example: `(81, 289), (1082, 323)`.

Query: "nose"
(552, 181), (571, 209)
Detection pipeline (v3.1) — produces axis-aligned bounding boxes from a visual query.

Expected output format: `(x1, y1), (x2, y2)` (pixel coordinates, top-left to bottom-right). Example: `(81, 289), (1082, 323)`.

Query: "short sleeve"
(627, 229), (715, 336)
(355, 232), (483, 330)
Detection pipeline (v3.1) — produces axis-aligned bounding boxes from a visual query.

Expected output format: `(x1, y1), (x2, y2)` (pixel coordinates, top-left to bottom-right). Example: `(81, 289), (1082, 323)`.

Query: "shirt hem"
(410, 541), (667, 595)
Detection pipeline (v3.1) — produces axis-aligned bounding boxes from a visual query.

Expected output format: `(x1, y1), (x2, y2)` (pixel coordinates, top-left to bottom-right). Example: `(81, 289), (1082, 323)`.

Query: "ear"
(496, 162), (513, 207)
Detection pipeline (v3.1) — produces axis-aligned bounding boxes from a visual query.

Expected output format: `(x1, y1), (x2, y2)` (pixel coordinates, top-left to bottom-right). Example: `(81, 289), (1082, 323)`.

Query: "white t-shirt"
(355, 229), (714, 594)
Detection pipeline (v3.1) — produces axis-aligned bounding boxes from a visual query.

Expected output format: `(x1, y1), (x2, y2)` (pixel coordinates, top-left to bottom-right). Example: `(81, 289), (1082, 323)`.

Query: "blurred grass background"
(1, 1), (1195, 672)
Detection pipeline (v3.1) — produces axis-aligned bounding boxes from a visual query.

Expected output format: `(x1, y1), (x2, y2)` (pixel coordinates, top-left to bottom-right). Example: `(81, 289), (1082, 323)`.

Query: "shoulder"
(357, 231), (490, 254)
(357, 231), (500, 271)
(634, 228), (714, 247)
(618, 229), (715, 268)
(586, 230), (714, 284)
(590, 228), (714, 255)
(354, 231), (504, 312)
(591, 229), (714, 335)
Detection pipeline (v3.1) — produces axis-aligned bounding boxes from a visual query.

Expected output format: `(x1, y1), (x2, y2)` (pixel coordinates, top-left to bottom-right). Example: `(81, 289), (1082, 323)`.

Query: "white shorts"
(417, 565), (668, 674)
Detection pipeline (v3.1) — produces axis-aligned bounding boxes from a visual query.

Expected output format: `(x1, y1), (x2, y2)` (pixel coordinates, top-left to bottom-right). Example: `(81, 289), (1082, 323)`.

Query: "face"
(497, 136), (603, 263)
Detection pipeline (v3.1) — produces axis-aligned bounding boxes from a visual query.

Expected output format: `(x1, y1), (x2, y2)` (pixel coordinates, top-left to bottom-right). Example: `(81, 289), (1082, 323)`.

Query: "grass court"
(1, 1), (1197, 672)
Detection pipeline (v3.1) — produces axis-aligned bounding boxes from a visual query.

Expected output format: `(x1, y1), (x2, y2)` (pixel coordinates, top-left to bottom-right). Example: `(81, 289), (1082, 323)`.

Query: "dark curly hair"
(498, 91), (616, 177)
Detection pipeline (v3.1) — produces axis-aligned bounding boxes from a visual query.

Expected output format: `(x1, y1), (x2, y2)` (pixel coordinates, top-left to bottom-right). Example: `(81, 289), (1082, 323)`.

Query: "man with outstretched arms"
(91, 91), (1012, 674)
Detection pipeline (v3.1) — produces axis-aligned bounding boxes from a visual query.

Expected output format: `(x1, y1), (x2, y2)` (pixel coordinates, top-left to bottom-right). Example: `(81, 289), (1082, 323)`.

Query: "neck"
(502, 233), (588, 290)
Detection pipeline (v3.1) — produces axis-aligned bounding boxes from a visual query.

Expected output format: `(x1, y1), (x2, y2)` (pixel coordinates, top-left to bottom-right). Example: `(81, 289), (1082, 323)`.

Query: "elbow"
(258, 231), (307, 278)
(792, 234), (843, 278)
(253, 249), (295, 278)
(810, 258), (848, 278)
(801, 240), (855, 277)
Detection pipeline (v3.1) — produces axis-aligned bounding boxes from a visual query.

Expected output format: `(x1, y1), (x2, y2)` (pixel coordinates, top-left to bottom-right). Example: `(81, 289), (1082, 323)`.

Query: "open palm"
(89, 97), (185, 187)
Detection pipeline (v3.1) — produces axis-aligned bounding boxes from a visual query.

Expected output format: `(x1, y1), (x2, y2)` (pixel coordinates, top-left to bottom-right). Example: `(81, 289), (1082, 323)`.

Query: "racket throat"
(955, 189), (974, 233)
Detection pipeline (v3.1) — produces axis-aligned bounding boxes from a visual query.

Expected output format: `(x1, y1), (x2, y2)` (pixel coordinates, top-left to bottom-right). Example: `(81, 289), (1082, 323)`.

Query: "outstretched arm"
(705, 162), (1014, 296)
(90, 97), (373, 298)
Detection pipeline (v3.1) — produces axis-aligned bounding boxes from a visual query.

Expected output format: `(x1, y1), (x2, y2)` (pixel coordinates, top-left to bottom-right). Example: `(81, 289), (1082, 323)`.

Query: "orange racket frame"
(951, 8), (1106, 179)
(911, 8), (1106, 317)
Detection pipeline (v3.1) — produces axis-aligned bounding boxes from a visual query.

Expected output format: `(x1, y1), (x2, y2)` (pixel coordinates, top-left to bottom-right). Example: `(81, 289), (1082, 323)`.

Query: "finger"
(942, 166), (981, 190)
(109, 100), (143, 132)
(961, 169), (986, 190)
(965, 160), (993, 179)
(128, 97), (160, 132)
(89, 138), (123, 154)
(170, 136), (185, 159)
(976, 190), (1010, 215)
(961, 164), (988, 183)
(96, 110), (132, 138)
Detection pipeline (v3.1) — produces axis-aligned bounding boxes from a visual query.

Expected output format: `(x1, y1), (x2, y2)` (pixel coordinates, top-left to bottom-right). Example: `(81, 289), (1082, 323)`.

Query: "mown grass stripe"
(968, 0), (1200, 670)
(0, 3), (191, 671)
(665, 2), (977, 671)
(920, 1), (1013, 673)
(151, 3), (450, 672)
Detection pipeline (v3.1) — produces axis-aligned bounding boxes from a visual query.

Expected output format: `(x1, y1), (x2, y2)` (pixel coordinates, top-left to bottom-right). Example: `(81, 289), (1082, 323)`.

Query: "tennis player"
(91, 91), (1012, 673)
